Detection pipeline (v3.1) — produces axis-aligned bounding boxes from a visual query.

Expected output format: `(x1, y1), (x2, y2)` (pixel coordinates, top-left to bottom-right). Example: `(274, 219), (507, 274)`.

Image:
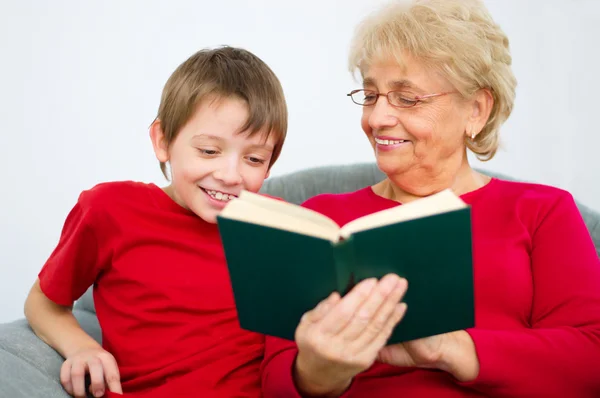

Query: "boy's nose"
(214, 164), (243, 186)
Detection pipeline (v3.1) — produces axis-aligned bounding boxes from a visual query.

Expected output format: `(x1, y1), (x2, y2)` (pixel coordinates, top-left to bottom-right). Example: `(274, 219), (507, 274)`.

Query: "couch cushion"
(0, 349), (69, 398)
(261, 162), (385, 204)
(0, 319), (65, 381)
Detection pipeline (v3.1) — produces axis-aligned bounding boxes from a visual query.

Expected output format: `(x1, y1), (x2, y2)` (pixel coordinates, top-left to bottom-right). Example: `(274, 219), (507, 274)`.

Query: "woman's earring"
(467, 128), (475, 140)
(468, 127), (476, 140)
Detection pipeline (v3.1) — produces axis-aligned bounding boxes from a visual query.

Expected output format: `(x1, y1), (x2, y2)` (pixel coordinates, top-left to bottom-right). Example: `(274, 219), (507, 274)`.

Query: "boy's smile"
(199, 187), (238, 206)
(151, 96), (275, 223)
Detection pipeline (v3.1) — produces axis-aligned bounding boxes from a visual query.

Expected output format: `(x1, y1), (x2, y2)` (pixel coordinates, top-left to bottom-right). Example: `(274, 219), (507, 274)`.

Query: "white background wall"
(0, 0), (598, 323)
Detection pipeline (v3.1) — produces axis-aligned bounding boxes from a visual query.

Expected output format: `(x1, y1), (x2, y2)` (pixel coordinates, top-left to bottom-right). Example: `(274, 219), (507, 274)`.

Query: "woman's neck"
(373, 157), (490, 204)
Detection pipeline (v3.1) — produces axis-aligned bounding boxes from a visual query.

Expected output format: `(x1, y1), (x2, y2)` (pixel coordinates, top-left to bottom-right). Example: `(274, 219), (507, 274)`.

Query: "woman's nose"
(368, 96), (400, 130)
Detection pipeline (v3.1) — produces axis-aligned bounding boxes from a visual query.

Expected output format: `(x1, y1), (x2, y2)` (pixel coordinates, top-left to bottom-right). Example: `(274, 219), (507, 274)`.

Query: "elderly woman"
(261, 0), (600, 397)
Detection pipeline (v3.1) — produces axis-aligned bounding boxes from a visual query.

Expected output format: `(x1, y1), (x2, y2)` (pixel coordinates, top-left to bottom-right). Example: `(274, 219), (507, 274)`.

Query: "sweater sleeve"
(261, 336), (356, 398)
(260, 336), (303, 398)
(461, 191), (600, 397)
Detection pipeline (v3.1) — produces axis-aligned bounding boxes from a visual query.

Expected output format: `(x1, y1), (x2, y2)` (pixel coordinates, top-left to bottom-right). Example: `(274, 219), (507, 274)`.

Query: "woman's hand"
(293, 274), (408, 397)
(377, 330), (480, 382)
(60, 345), (122, 397)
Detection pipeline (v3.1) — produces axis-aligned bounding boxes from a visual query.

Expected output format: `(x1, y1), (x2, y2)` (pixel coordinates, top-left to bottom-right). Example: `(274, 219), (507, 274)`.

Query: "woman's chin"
(375, 155), (412, 177)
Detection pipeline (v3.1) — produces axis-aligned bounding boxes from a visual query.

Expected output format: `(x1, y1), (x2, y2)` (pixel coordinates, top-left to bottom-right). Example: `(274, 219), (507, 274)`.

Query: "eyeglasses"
(347, 89), (457, 108)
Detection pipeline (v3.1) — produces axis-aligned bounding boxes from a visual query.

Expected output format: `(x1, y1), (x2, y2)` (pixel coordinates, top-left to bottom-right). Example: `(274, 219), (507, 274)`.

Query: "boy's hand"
(60, 346), (122, 397)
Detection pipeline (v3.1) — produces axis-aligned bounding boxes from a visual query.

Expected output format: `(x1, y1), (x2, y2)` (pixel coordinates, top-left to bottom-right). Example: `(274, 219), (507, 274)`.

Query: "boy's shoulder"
(77, 180), (155, 209)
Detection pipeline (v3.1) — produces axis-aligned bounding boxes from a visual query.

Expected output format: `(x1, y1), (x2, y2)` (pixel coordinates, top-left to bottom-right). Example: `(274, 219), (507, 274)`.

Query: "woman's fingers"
(319, 278), (378, 335)
(302, 292), (341, 325)
(355, 277), (408, 347)
(296, 292), (341, 342)
(341, 274), (405, 342)
(367, 302), (408, 355)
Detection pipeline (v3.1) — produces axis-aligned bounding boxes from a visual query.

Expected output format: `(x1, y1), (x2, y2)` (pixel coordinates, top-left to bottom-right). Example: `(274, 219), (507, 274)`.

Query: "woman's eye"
(389, 92), (419, 107)
(399, 97), (418, 106)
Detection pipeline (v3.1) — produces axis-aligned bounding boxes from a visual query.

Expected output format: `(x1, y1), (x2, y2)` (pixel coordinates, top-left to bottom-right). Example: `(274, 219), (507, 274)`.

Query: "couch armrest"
(0, 309), (101, 397)
(0, 348), (69, 397)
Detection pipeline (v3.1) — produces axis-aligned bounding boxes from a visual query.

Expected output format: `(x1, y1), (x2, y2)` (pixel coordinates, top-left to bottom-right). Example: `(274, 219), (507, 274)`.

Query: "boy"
(24, 46), (287, 397)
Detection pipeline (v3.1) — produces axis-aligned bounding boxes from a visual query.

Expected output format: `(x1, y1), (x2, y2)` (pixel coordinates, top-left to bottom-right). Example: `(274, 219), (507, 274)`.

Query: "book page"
(340, 189), (467, 238)
(219, 191), (341, 241)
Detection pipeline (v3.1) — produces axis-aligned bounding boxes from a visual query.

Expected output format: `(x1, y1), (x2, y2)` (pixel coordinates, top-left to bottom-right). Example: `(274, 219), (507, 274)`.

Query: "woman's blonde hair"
(349, 0), (516, 160)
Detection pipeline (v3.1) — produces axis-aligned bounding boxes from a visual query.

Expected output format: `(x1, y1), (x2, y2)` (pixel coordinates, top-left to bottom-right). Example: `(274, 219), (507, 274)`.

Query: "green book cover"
(217, 190), (474, 345)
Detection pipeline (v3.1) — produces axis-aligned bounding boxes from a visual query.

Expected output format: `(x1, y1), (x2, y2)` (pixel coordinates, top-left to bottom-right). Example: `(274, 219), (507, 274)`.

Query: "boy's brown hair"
(155, 46), (288, 179)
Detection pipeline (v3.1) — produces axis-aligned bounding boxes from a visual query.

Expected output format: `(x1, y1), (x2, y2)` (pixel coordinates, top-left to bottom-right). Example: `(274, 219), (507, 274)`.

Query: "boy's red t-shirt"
(39, 181), (264, 397)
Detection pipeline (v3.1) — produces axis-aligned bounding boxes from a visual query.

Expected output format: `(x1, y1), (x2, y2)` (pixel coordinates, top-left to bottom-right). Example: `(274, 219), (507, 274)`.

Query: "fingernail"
(321, 293), (337, 309)
(381, 274), (400, 292)
(360, 278), (377, 291)
(396, 302), (408, 315)
(397, 277), (408, 290)
(318, 301), (329, 313)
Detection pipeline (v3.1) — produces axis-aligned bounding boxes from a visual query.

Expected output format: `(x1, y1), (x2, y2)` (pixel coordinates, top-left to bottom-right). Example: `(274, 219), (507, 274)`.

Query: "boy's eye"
(247, 156), (266, 164)
(198, 149), (218, 156)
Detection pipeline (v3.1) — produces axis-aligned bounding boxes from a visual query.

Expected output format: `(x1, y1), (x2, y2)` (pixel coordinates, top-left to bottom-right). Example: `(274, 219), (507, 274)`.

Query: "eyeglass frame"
(346, 89), (458, 108)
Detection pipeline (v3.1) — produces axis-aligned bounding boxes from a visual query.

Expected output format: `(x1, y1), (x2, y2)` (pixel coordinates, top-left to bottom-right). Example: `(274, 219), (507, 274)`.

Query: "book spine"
(332, 237), (357, 295)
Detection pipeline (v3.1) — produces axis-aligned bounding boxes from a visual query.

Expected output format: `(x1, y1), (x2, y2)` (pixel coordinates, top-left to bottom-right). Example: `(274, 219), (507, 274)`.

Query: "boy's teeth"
(206, 189), (235, 202)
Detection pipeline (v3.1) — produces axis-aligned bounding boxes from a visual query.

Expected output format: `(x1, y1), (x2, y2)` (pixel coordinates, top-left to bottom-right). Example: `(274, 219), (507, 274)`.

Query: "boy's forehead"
(190, 130), (276, 150)
(240, 129), (277, 149)
(184, 95), (281, 150)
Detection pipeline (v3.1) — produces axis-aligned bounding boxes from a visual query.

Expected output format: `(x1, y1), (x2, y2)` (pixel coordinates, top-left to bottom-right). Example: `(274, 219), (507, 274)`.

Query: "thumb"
(377, 346), (391, 363)
(377, 344), (408, 366)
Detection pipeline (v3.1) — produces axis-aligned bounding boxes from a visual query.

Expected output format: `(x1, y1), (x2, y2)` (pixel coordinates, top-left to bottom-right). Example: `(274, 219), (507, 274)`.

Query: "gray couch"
(1, 163), (598, 397)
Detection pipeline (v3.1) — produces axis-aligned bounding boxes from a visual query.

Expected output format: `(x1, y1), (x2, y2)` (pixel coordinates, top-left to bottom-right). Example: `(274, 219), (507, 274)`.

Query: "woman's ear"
(469, 88), (494, 137)
(150, 118), (169, 163)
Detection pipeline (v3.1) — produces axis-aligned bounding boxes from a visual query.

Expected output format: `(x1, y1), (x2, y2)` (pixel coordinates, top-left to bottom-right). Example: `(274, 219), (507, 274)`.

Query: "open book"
(217, 189), (475, 344)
